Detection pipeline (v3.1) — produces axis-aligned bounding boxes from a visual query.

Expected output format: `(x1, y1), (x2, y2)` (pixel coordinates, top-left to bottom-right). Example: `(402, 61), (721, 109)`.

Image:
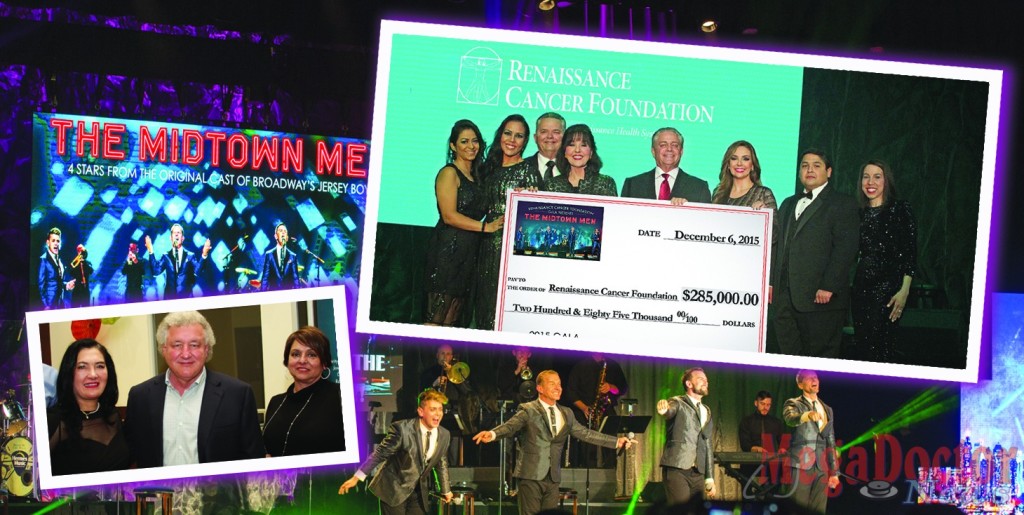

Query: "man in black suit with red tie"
(145, 223), (210, 299)
(473, 370), (630, 515)
(525, 112), (565, 187)
(261, 222), (299, 290)
(338, 390), (453, 515)
(770, 149), (859, 357)
(621, 127), (711, 204)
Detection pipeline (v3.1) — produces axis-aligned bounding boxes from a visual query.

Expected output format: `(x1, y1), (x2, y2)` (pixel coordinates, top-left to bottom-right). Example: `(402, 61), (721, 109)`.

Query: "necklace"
(81, 402), (101, 420)
(262, 386), (315, 455)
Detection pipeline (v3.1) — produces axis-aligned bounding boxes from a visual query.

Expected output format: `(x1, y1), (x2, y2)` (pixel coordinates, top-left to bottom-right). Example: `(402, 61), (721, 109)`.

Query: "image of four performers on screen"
(424, 112), (918, 363)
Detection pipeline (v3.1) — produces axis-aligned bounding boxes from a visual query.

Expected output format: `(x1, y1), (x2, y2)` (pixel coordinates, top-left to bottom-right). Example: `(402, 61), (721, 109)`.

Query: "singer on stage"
(261, 222), (300, 290)
(145, 223), (211, 299)
(782, 370), (838, 514)
(657, 367), (716, 505)
(339, 390), (453, 515)
(473, 370), (630, 515)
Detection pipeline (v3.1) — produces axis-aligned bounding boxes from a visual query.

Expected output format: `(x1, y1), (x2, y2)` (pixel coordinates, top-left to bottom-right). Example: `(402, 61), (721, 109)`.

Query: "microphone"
(619, 431), (635, 456)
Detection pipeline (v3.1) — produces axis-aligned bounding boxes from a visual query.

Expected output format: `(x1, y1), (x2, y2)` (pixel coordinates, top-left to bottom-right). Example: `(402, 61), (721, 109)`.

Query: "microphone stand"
(496, 399), (513, 515)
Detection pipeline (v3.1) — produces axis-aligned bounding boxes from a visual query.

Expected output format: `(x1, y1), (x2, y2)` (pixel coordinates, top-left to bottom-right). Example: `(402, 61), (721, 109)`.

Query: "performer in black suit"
(122, 242), (145, 301)
(261, 222), (300, 290)
(782, 370), (839, 514)
(38, 227), (75, 309)
(339, 390), (453, 515)
(473, 371), (630, 515)
(770, 149), (859, 358)
(125, 310), (264, 468)
(564, 353), (627, 467)
(145, 223), (211, 299)
(525, 112), (565, 187)
(620, 128), (711, 204)
(657, 367), (717, 505)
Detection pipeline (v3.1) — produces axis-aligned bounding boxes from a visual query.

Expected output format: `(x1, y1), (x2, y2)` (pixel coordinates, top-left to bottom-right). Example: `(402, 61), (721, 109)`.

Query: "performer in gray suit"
(473, 370), (631, 515)
(782, 370), (839, 514)
(620, 127), (711, 204)
(770, 149), (859, 357)
(339, 390), (453, 515)
(657, 367), (717, 505)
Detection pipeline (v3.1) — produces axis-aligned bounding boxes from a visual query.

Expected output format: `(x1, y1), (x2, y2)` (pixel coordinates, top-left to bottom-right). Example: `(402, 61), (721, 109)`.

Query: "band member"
(782, 370), (839, 514)
(419, 344), (471, 465)
(564, 226), (578, 257)
(261, 222), (300, 290)
(473, 371), (630, 515)
(514, 226), (527, 254)
(620, 128), (711, 204)
(496, 347), (549, 405)
(122, 242), (145, 301)
(38, 227), (75, 309)
(565, 353), (627, 467)
(68, 244), (94, 307)
(770, 149), (859, 357)
(145, 223), (211, 299)
(339, 390), (454, 514)
(526, 112), (566, 185)
(591, 228), (602, 258)
(738, 390), (785, 481)
(658, 367), (716, 505)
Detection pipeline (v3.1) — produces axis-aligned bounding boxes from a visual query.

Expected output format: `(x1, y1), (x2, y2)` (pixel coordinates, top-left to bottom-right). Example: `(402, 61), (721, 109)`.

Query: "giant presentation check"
(495, 191), (772, 353)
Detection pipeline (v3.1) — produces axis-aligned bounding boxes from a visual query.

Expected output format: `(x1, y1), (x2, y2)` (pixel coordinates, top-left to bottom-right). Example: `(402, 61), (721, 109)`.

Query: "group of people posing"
(38, 220), (308, 307)
(424, 111), (918, 361)
(46, 311), (345, 476)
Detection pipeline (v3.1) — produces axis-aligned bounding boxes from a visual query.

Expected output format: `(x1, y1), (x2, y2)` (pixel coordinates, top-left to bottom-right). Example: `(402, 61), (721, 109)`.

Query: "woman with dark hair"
(546, 124), (618, 197)
(852, 160), (918, 362)
(48, 338), (130, 475)
(476, 114), (541, 330)
(711, 140), (777, 210)
(424, 119), (502, 326)
(263, 326), (346, 456)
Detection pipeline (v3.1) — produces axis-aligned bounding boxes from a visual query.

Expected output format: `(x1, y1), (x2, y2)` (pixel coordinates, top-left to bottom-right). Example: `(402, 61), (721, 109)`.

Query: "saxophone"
(588, 361), (610, 430)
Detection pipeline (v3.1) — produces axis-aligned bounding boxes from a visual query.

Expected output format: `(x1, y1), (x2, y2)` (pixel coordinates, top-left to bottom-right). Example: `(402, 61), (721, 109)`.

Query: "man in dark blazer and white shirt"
(126, 310), (264, 468)
(657, 367), (717, 505)
(145, 223), (211, 299)
(770, 149), (859, 357)
(782, 370), (839, 514)
(620, 128), (711, 204)
(339, 389), (453, 515)
(474, 370), (631, 515)
(525, 112), (565, 187)
(261, 222), (300, 290)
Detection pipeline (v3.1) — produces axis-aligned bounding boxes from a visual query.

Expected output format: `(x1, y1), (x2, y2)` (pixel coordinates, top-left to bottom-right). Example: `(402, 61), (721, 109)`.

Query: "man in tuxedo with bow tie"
(782, 370), (839, 514)
(526, 112), (565, 187)
(261, 222), (300, 290)
(657, 367), (717, 505)
(473, 370), (631, 515)
(339, 389), (453, 515)
(770, 149), (859, 357)
(145, 223), (211, 299)
(37, 227), (75, 309)
(620, 128), (711, 204)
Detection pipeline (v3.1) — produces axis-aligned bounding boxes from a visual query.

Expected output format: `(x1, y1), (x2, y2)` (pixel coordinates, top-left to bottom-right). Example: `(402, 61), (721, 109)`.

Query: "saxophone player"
(565, 353), (628, 467)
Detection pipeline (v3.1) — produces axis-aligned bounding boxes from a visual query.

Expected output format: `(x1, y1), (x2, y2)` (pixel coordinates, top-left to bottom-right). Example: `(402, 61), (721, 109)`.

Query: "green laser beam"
(840, 387), (957, 452)
(32, 497), (71, 515)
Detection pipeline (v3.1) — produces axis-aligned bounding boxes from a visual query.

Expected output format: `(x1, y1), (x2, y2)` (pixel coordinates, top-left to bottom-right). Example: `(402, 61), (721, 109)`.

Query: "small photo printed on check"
(512, 201), (604, 261)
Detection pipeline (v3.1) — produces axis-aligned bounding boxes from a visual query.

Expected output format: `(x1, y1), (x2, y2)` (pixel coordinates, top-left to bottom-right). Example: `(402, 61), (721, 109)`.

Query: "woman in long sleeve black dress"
(475, 114), (539, 330)
(48, 338), (131, 475)
(852, 160), (917, 362)
(423, 119), (503, 326)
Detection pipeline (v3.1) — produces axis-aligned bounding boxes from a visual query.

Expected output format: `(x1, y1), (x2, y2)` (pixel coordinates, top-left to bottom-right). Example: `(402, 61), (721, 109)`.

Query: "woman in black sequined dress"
(475, 114), (541, 330)
(852, 160), (917, 362)
(424, 120), (503, 326)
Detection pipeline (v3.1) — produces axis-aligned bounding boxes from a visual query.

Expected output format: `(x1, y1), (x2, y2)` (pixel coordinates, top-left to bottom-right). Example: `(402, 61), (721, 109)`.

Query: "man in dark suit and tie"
(145, 223), (211, 299)
(473, 370), (630, 515)
(261, 222), (300, 290)
(125, 310), (264, 468)
(657, 367), (717, 505)
(770, 149), (859, 357)
(782, 370), (839, 514)
(620, 128), (711, 204)
(525, 112), (565, 187)
(338, 389), (453, 515)
(37, 227), (75, 309)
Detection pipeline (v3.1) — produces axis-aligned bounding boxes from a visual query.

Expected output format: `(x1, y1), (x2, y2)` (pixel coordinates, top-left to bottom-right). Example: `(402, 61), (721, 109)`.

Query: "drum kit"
(0, 386), (34, 501)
